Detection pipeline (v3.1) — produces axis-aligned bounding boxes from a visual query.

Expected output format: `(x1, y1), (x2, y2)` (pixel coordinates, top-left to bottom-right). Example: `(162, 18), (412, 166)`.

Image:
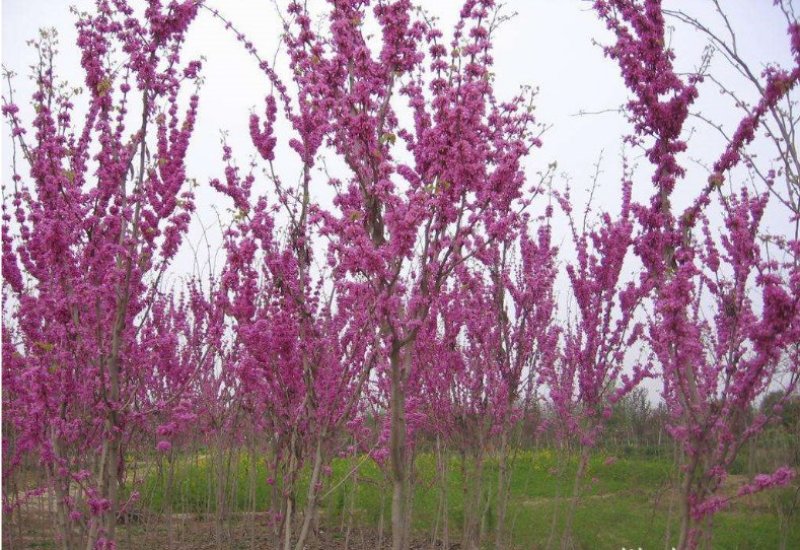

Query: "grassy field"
(127, 448), (799, 549)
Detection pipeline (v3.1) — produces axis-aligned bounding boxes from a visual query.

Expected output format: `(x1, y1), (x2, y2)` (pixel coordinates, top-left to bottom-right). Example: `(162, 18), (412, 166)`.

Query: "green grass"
(130, 449), (799, 549)
(131, 451), (275, 513)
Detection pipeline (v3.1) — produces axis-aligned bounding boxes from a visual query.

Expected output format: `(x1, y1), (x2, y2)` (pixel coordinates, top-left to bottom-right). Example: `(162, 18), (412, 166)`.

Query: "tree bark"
(676, 454), (700, 550)
(48, 439), (73, 550)
(283, 428), (299, 550)
(295, 436), (324, 550)
(390, 345), (409, 550)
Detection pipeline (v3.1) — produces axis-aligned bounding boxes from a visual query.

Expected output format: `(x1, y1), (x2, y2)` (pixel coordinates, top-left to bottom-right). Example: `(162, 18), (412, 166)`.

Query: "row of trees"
(2, 1), (799, 549)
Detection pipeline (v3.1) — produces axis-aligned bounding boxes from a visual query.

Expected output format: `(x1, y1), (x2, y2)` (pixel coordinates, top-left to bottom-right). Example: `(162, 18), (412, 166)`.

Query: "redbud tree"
(215, 1), (543, 548)
(594, 0), (800, 547)
(3, 1), (800, 549)
(544, 174), (649, 546)
(2, 1), (202, 547)
(427, 217), (558, 550)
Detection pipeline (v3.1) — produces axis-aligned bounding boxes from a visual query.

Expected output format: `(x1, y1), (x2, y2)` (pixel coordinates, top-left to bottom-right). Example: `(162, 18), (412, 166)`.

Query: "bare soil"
(6, 512), (464, 549)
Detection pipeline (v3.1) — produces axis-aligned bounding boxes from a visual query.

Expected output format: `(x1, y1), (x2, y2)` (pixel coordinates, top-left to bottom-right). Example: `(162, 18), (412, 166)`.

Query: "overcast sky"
(3, 1), (798, 399)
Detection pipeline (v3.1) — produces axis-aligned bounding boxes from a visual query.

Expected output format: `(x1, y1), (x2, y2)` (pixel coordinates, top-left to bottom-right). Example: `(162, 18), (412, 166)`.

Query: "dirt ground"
(6, 512), (464, 549)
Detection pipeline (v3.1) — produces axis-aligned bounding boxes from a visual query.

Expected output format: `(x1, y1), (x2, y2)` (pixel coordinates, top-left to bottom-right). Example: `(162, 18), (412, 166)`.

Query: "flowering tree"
(544, 175), (648, 547)
(418, 207), (557, 550)
(593, 0), (800, 546)
(219, 1), (543, 548)
(2, 1), (201, 546)
(144, 279), (228, 547)
(212, 138), (377, 550)
(5, 1), (799, 549)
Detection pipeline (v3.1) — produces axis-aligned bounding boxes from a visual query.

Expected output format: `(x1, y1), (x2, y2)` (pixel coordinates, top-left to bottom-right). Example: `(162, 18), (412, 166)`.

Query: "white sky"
(3, 1), (798, 401)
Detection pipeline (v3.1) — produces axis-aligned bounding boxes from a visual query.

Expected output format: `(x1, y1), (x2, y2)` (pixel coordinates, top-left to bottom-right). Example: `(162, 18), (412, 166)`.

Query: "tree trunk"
(495, 430), (510, 550)
(561, 447), (589, 550)
(283, 429), (300, 550)
(663, 441), (680, 550)
(676, 455), (699, 550)
(249, 445), (258, 550)
(214, 441), (231, 550)
(344, 462), (358, 550)
(434, 434), (449, 550)
(545, 441), (566, 550)
(390, 345), (409, 550)
(165, 452), (175, 549)
(403, 447), (416, 542)
(463, 451), (484, 550)
(86, 417), (120, 550)
(295, 436), (324, 550)
(48, 450), (73, 550)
